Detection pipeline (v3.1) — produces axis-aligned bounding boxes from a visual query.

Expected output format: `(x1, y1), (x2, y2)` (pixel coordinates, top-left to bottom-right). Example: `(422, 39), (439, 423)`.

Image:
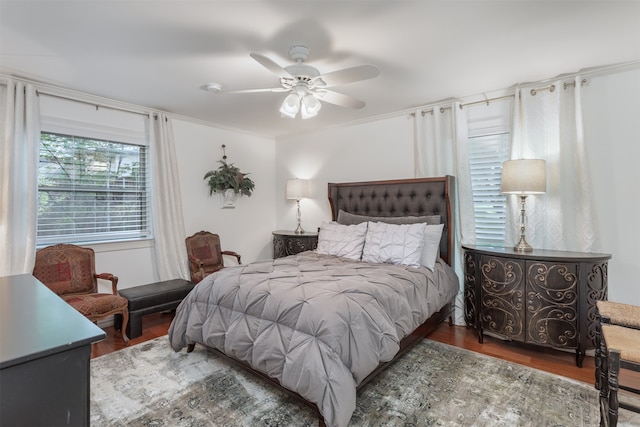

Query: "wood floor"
(91, 312), (597, 385)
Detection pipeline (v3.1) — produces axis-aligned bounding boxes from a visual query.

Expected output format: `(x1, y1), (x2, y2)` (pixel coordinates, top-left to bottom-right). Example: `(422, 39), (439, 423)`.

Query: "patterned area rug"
(90, 336), (636, 426)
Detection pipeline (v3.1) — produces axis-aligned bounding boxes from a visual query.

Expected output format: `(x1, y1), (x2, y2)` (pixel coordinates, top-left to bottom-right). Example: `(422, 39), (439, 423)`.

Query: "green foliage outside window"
(38, 132), (149, 244)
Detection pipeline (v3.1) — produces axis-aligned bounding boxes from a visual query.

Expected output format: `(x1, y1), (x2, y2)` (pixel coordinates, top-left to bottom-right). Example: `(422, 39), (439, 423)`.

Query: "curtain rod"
(36, 89), (150, 117)
(420, 105), (452, 116)
(418, 76), (590, 113)
(460, 94), (514, 109)
(418, 94), (514, 115)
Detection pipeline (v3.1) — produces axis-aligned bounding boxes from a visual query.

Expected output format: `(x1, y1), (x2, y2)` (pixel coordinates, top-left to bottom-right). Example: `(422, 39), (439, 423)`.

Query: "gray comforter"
(168, 251), (458, 427)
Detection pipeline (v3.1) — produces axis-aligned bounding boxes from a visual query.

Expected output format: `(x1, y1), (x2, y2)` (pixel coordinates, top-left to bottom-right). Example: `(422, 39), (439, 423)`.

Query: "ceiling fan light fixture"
(300, 94), (321, 119)
(204, 46), (379, 119)
(280, 93), (300, 118)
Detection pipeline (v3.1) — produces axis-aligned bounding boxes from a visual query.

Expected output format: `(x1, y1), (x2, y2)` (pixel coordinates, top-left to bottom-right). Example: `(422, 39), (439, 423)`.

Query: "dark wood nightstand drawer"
(272, 230), (318, 258)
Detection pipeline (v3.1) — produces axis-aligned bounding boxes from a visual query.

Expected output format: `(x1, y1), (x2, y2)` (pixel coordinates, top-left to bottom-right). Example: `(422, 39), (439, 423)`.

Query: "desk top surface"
(462, 245), (611, 262)
(0, 274), (105, 369)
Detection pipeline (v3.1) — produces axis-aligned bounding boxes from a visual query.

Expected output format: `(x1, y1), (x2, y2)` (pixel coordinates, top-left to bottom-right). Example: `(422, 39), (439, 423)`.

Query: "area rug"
(90, 336), (635, 426)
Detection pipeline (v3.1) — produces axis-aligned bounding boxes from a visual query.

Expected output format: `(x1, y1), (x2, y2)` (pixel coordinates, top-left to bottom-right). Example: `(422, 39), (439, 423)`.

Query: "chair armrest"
(222, 250), (242, 265)
(96, 273), (119, 295)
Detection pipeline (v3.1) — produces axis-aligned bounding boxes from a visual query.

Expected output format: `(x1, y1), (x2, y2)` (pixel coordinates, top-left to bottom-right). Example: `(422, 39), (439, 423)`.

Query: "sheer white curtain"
(414, 102), (475, 325)
(509, 77), (600, 252)
(148, 113), (190, 280)
(0, 80), (40, 276)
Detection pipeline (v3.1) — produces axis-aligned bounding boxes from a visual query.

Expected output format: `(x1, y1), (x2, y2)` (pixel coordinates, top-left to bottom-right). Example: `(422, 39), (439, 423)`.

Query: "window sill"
(88, 239), (154, 253)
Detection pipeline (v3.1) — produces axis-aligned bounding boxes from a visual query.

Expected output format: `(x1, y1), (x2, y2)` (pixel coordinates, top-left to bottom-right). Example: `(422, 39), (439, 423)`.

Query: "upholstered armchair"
(185, 231), (241, 283)
(33, 244), (129, 344)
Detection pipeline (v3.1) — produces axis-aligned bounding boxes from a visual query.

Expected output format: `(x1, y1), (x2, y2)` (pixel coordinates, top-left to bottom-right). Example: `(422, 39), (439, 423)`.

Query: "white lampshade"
(286, 179), (309, 200)
(300, 94), (321, 119)
(280, 93), (300, 118)
(501, 159), (546, 194)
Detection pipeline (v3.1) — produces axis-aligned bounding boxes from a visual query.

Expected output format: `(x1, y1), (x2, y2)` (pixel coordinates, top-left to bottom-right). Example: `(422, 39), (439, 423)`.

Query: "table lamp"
(501, 159), (546, 252)
(286, 178), (309, 234)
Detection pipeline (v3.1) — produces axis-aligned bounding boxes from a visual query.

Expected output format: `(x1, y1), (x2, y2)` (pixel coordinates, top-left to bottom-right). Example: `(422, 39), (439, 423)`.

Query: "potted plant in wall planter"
(204, 159), (255, 208)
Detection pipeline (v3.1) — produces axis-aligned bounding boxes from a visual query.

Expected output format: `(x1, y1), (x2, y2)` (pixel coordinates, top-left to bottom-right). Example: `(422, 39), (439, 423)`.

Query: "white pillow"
(362, 221), (426, 267)
(421, 223), (444, 271)
(316, 221), (368, 260)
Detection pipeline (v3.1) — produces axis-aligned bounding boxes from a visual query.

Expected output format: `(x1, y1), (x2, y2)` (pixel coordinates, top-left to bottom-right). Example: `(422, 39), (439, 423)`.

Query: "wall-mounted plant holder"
(221, 189), (237, 209)
(204, 144), (255, 209)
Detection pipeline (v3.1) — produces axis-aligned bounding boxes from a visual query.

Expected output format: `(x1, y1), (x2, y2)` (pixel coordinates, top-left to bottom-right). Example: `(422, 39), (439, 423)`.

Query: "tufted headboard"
(328, 176), (456, 266)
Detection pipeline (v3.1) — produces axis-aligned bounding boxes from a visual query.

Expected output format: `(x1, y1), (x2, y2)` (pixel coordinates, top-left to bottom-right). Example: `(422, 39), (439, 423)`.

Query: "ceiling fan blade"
(203, 83), (288, 94)
(315, 64), (380, 88)
(249, 53), (293, 79)
(218, 87), (289, 94)
(314, 90), (365, 109)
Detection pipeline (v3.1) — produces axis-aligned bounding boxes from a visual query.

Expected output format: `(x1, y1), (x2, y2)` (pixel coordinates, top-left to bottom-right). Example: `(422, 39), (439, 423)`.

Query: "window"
(468, 132), (510, 246)
(37, 132), (150, 245)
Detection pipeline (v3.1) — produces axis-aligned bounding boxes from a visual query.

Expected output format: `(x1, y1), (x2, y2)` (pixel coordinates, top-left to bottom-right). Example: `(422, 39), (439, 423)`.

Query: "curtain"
(0, 80), (40, 276)
(414, 102), (475, 325)
(509, 77), (600, 252)
(148, 113), (190, 280)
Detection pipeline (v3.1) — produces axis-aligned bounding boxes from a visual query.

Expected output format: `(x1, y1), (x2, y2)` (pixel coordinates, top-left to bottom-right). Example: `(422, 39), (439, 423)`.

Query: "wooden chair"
(595, 301), (640, 426)
(33, 244), (129, 344)
(185, 231), (241, 283)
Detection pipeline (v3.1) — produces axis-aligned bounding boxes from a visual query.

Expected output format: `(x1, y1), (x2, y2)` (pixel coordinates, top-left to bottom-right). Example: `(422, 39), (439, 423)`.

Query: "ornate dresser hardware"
(463, 245), (610, 367)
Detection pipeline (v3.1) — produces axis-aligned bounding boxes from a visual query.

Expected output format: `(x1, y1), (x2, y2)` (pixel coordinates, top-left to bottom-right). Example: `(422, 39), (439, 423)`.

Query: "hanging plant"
(203, 145), (255, 198)
(203, 160), (255, 196)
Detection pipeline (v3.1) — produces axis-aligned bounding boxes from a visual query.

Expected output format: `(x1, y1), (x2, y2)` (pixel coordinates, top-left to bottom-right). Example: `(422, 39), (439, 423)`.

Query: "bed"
(168, 176), (459, 427)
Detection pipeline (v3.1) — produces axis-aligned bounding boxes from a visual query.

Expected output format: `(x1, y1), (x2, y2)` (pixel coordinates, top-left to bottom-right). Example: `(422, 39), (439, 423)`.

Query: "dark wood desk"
(0, 274), (106, 426)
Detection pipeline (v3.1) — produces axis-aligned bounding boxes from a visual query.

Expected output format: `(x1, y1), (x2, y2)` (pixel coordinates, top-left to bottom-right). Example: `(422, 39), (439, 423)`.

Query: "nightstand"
(272, 230), (318, 258)
(462, 244), (611, 367)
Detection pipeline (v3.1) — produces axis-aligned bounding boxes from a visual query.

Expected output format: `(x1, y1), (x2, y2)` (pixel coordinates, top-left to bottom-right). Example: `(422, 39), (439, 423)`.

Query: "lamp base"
(513, 235), (533, 252)
(294, 199), (304, 234)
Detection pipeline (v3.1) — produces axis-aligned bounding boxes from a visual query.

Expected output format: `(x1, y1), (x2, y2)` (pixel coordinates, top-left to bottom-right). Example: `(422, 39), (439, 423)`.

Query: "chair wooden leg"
(118, 309), (130, 345)
(607, 349), (621, 427)
(600, 342), (610, 426)
(595, 317), (604, 390)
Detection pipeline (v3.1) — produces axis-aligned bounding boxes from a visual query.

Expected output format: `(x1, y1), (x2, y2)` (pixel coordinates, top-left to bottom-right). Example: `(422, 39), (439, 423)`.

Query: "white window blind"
(37, 132), (151, 245)
(468, 132), (510, 246)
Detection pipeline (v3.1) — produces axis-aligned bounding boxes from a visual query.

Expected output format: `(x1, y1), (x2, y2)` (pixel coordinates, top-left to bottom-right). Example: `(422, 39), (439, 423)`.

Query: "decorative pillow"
(337, 210), (440, 226)
(421, 223), (444, 271)
(362, 221), (426, 267)
(316, 221), (368, 260)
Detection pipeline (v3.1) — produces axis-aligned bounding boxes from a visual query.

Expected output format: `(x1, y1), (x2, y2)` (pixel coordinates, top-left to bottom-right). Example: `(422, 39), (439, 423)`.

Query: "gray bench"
(114, 279), (195, 338)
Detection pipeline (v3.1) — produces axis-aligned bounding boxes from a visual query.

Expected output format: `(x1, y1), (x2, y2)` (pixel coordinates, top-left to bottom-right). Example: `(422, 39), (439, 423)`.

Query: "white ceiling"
(1, 0), (639, 138)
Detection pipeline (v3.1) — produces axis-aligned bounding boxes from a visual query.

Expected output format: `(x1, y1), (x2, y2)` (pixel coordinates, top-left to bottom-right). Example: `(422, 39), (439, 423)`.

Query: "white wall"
(582, 67), (640, 305)
(275, 115), (415, 231)
(172, 120), (276, 264)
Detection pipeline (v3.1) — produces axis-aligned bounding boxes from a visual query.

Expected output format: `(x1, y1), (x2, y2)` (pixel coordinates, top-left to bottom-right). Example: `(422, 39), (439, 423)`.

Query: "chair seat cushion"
(602, 323), (640, 363)
(597, 300), (640, 329)
(62, 293), (128, 317)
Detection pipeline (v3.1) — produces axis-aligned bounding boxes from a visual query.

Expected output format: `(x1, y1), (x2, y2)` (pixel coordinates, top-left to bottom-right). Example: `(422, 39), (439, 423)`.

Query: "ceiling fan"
(204, 45), (380, 119)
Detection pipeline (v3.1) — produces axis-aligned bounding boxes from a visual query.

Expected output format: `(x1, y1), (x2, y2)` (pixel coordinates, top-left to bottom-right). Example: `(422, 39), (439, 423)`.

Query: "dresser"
(0, 274), (106, 426)
(272, 230), (318, 258)
(462, 245), (610, 367)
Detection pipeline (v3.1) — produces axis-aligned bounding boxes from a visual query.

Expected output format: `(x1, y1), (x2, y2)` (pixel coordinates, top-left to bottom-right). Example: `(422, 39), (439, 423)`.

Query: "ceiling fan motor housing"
(289, 45), (310, 62)
(282, 45), (325, 88)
